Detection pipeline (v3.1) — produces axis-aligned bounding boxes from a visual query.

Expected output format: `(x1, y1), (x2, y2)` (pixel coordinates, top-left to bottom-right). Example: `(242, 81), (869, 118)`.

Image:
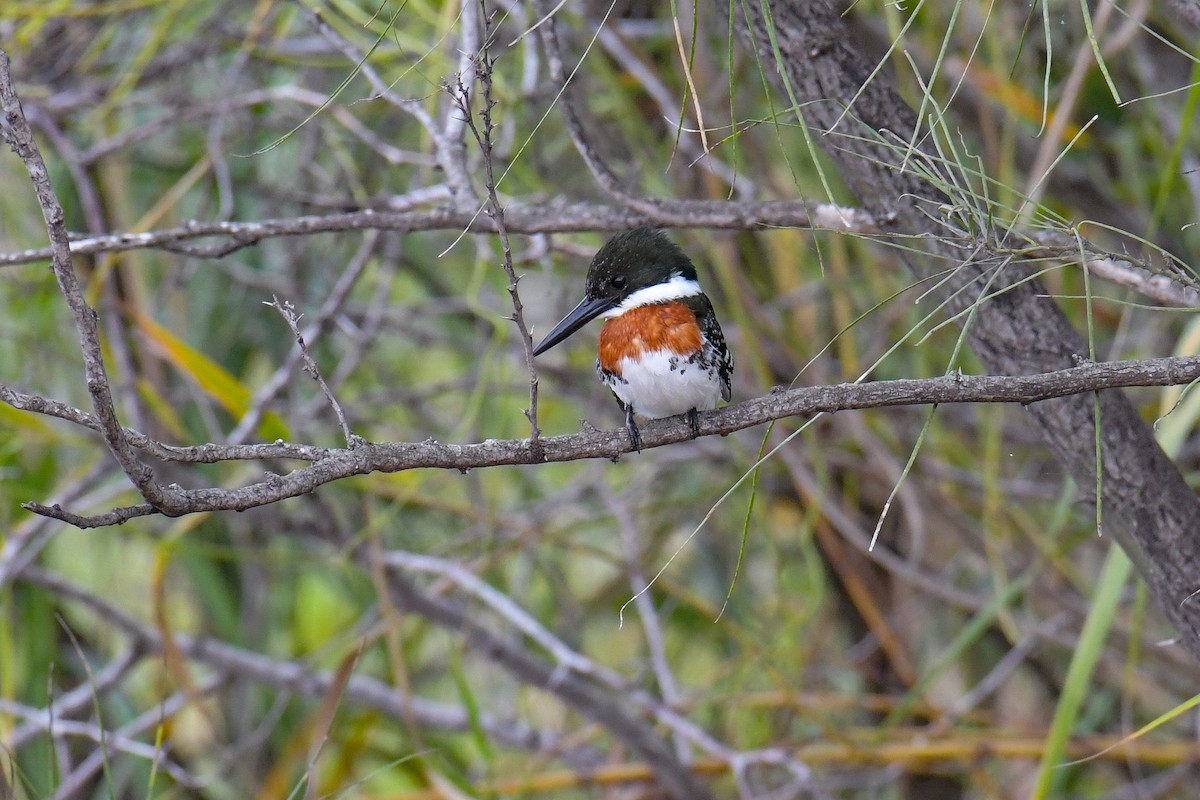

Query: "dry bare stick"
(0, 49), (167, 510)
(1029, 231), (1200, 308)
(385, 541), (824, 795)
(35, 104), (154, 436)
(11, 355), (1200, 527)
(4, 200), (1190, 311)
(1, 207), (1191, 305)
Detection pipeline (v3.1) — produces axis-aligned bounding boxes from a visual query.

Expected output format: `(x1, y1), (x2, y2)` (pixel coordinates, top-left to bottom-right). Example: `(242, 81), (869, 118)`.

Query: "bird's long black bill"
(532, 295), (614, 356)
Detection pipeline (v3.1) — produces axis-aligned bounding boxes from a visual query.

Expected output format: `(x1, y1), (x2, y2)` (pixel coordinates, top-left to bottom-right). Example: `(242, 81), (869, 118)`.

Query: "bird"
(532, 227), (733, 452)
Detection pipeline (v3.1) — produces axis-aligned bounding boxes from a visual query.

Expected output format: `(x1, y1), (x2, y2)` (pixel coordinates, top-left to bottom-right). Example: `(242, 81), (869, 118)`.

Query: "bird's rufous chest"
(597, 301), (703, 376)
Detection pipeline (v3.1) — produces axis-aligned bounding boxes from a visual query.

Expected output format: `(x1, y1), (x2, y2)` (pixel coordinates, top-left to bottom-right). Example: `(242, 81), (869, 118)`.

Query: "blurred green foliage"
(2, 1), (1200, 798)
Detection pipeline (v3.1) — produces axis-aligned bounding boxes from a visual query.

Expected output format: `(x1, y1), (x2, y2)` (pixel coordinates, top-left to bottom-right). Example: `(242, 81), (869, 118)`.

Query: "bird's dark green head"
(582, 226), (698, 304)
(532, 227), (702, 357)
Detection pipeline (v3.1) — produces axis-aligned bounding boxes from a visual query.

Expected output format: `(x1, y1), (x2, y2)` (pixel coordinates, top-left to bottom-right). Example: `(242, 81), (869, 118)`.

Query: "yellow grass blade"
(133, 311), (289, 441)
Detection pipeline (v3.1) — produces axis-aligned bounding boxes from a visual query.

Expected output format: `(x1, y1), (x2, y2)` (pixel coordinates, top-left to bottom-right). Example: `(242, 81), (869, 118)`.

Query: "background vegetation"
(2, 0), (1200, 798)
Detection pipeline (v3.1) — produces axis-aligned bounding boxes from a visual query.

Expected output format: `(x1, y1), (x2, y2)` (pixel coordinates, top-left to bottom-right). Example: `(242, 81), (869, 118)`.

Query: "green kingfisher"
(532, 227), (733, 451)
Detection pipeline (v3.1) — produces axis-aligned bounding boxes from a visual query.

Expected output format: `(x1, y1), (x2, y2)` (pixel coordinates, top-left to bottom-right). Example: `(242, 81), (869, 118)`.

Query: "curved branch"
(0, 49), (166, 509)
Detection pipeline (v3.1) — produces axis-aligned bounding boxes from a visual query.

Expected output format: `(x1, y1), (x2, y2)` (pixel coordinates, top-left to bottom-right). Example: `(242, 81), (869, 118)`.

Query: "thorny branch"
(452, 0), (543, 445)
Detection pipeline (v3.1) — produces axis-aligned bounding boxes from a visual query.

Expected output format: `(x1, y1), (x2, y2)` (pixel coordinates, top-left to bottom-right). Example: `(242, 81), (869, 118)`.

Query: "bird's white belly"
(605, 349), (722, 419)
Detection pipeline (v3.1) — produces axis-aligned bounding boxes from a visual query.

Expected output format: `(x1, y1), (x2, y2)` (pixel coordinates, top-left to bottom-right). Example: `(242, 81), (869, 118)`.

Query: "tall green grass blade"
(1029, 544), (1132, 799)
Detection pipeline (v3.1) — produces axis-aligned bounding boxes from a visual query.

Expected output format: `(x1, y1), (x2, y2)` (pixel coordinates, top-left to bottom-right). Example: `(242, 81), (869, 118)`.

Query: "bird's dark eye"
(611, 275), (627, 289)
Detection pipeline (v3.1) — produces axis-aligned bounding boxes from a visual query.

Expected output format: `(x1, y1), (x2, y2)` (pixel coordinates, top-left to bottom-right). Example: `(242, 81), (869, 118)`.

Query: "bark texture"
(730, 0), (1200, 659)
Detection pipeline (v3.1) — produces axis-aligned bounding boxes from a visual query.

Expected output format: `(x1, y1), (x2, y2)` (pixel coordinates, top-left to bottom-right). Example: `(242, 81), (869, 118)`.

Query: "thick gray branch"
(10, 356), (1200, 527)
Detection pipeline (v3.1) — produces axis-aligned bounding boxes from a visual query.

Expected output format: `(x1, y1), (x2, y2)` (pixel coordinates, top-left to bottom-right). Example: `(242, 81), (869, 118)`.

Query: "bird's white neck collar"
(601, 274), (702, 319)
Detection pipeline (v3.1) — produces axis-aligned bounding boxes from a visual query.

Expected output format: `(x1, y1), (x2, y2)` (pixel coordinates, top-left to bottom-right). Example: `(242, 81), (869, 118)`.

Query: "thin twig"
(268, 296), (363, 449)
(231, 231), (381, 444)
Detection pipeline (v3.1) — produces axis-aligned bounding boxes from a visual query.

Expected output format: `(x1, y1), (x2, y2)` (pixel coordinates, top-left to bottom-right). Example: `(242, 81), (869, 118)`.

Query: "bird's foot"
(624, 404), (643, 453)
(686, 408), (701, 438)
